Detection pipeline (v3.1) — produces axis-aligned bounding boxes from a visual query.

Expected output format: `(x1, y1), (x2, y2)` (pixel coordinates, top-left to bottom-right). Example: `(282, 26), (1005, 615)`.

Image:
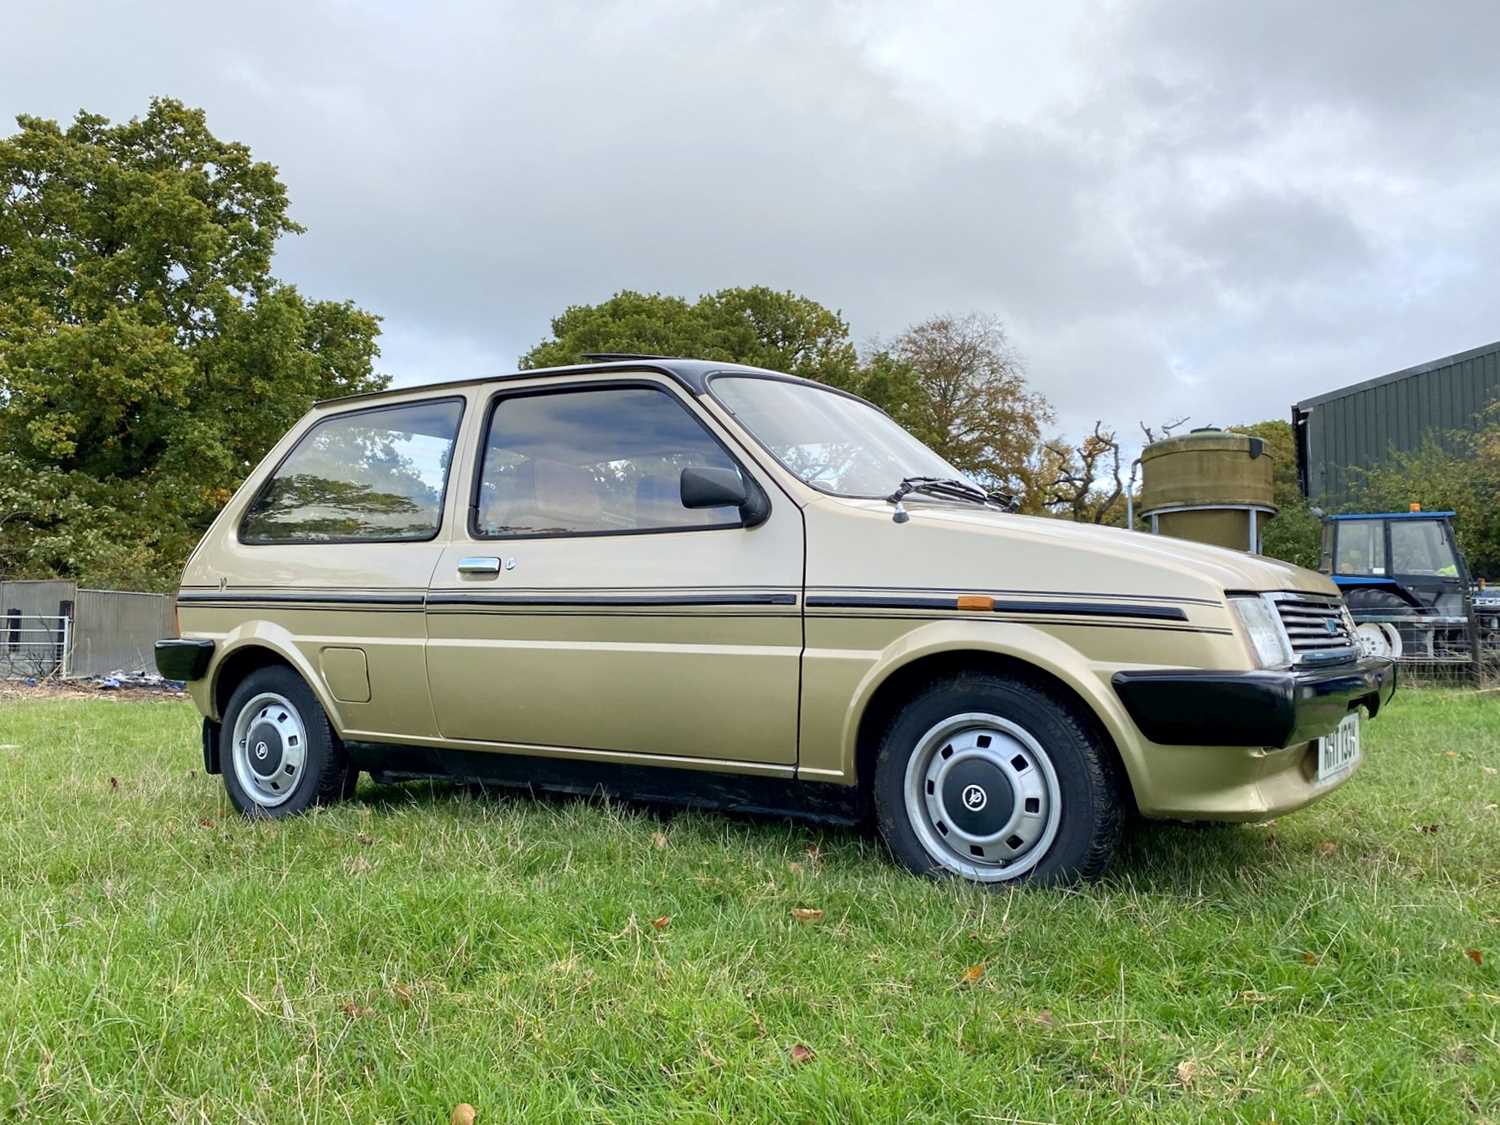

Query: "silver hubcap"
(903, 712), (1062, 882)
(231, 692), (307, 809)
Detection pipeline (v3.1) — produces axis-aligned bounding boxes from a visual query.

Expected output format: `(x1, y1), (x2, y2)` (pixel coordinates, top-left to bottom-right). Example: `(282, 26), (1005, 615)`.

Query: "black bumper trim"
(154, 638), (215, 682)
(1112, 658), (1396, 748)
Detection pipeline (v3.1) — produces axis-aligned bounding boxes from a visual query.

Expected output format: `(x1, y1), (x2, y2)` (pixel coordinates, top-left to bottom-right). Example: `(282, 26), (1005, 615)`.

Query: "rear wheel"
(872, 672), (1123, 885)
(220, 665), (353, 817)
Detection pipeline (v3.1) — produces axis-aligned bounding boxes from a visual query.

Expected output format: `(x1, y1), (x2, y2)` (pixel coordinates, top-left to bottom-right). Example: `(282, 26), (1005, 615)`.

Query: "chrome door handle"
(457, 556), (501, 575)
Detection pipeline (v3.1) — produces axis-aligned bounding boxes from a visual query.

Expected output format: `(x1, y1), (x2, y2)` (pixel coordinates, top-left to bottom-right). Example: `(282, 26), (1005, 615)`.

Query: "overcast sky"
(6, 1), (1498, 442)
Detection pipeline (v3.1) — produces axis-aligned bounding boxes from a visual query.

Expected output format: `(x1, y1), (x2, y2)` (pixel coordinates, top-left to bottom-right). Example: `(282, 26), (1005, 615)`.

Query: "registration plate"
(1317, 713), (1361, 781)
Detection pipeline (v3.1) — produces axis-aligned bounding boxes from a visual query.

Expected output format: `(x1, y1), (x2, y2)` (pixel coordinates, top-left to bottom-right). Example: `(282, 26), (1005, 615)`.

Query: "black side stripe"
(427, 592), (797, 608)
(177, 591), (425, 606)
(803, 595), (1188, 622)
(810, 585), (1221, 606)
(806, 613), (1228, 635)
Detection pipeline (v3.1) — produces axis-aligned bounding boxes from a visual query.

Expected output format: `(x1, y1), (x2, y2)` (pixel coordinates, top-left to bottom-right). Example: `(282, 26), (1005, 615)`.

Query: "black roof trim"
(314, 357), (805, 407)
(580, 351), (679, 362)
(1295, 337), (1500, 410)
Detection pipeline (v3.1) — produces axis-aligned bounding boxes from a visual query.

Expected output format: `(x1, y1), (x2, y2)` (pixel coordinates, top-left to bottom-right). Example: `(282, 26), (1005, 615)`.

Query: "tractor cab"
(1319, 509), (1474, 662)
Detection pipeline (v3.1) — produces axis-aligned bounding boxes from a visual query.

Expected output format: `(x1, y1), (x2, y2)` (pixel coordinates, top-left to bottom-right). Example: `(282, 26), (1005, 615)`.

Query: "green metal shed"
(1293, 339), (1500, 503)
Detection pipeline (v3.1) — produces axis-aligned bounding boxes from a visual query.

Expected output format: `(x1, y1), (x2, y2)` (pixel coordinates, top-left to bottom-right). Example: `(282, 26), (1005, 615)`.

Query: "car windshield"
(710, 376), (972, 498)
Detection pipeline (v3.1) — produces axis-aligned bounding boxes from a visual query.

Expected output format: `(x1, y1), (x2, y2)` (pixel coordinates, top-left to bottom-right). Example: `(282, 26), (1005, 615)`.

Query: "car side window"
(474, 385), (743, 537)
(241, 399), (464, 543)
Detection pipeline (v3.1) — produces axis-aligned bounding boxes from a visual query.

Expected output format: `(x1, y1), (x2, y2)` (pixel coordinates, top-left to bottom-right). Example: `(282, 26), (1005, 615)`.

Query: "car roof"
(314, 356), (822, 407)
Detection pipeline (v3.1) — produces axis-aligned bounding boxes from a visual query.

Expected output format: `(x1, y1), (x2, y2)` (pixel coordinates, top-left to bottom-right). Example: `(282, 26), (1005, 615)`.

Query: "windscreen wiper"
(885, 476), (1016, 523)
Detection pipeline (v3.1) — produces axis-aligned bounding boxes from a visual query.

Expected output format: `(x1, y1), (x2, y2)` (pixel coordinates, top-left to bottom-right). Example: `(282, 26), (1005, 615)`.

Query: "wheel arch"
(205, 625), (343, 735)
(843, 626), (1143, 809)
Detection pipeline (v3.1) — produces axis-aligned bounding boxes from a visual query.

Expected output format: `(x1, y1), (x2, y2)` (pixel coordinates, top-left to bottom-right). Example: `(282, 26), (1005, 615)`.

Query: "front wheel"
(220, 665), (353, 817)
(872, 673), (1124, 885)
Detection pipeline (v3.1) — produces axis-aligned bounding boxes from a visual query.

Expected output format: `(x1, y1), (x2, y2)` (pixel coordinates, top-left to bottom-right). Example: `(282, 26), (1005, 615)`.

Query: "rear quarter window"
(240, 398), (464, 544)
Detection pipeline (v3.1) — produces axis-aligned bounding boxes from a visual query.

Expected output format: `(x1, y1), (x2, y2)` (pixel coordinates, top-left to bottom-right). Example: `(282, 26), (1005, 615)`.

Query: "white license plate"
(1317, 713), (1361, 781)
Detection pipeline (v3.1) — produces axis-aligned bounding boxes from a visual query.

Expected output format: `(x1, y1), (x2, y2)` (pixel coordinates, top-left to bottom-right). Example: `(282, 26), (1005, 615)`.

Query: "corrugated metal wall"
(70, 589), (177, 677)
(1295, 340), (1500, 503)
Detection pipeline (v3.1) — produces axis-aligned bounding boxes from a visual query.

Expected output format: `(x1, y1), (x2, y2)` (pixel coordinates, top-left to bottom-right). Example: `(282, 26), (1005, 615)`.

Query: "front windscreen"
(710, 376), (969, 498)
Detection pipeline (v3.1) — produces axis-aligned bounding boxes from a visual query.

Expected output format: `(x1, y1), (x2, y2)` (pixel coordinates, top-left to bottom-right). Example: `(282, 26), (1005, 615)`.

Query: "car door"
(424, 375), (804, 768)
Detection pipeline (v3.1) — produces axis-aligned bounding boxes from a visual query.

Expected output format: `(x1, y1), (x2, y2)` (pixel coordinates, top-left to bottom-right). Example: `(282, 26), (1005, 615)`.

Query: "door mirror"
(680, 466), (769, 527)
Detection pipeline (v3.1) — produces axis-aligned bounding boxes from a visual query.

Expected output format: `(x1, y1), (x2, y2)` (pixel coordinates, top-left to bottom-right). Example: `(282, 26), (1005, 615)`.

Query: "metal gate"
(0, 612), (72, 679)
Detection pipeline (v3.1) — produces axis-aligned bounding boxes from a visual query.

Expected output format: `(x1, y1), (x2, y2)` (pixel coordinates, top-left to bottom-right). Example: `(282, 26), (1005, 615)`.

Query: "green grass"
(0, 691), (1496, 1123)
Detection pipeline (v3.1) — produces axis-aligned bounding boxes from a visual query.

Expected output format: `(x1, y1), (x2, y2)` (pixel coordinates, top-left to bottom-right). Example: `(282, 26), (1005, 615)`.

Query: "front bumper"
(1111, 657), (1396, 749)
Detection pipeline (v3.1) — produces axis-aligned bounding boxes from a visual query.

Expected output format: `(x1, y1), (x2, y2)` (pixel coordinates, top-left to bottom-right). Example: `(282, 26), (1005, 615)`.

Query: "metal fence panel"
(69, 588), (175, 677)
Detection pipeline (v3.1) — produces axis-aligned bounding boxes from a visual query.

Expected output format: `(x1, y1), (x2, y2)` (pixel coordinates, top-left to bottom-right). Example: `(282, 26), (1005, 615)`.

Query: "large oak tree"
(520, 286), (862, 389)
(0, 99), (386, 589)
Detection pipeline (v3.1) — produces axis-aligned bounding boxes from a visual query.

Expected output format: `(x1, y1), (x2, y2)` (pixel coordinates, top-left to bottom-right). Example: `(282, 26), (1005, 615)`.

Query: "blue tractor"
(1319, 509), (1496, 670)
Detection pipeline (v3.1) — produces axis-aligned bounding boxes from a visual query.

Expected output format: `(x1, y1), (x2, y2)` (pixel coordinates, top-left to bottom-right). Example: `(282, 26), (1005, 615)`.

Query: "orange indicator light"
(956, 595), (995, 611)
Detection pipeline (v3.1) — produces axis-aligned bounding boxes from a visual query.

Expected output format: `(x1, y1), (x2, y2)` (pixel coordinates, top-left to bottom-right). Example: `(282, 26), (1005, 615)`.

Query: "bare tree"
(1139, 416), (1190, 444)
(1044, 422), (1125, 524)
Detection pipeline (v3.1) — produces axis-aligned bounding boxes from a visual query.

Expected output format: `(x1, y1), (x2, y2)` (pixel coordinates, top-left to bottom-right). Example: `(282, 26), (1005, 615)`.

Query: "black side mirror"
(680, 466), (769, 527)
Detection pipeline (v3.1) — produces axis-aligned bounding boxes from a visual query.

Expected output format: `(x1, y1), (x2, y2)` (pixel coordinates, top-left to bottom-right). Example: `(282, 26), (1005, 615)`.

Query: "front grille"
(1271, 593), (1357, 663)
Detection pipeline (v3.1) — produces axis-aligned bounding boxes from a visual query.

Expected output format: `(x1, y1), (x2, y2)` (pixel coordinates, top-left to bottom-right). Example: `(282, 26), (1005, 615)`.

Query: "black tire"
(872, 671), (1124, 886)
(220, 664), (353, 818)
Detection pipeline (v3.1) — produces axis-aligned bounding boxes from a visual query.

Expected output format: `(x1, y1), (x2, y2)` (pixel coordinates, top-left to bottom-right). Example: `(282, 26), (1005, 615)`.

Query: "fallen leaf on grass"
(958, 963), (986, 987)
(1317, 840), (1338, 857)
(356, 832), (375, 846)
(651, 831), (668, 850)
(198, 817), (215, 828)
(1465, 949), (1484, 966)
(788, 1043), (815, 1065)
(109, 777), (119, 790)
(788, 862), (805, 877)
(651, 915), (671, 930)
(1175, 1058), (1200, 1087)
(451, 1104), (477, 1125)
(392, 984), (414, 1006)
(1416, 823), (1442, 834)
(1444, 750), (1459, 759)
(1483, 766), (1497, 776)
(1301, 951), (1321, 965)
(1032, 1009), (1055, 1029)
(790, 907), (824, 923)
(340, 1001), (373, 1019)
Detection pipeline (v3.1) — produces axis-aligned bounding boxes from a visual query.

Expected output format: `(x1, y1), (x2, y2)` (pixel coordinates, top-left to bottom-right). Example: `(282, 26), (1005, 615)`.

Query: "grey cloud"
(4, 0), (1497, 444)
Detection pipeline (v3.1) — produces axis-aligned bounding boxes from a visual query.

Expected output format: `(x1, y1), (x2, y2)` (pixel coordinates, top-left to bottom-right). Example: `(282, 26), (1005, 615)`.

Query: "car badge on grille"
(1324, 618), (1340, 635)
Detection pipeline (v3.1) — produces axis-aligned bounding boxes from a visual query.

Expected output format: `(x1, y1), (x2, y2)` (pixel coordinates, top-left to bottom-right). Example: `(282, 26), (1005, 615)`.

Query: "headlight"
(1229, 595), (1293, 669)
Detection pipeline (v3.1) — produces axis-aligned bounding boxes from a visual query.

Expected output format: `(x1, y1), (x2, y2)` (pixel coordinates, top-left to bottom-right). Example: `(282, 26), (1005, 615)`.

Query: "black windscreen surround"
(241, 399), (464, 543)
(474, 385), (742, 537)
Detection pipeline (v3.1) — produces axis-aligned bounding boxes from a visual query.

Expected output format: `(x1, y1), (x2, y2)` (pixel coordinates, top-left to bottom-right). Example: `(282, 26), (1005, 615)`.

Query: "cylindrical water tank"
(1138, 429), (1277, 552)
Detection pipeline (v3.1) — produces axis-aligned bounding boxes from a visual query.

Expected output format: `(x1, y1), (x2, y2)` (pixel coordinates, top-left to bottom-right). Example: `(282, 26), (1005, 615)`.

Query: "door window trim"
(237, 395), (468, 546)
(466, 378), (771, 542)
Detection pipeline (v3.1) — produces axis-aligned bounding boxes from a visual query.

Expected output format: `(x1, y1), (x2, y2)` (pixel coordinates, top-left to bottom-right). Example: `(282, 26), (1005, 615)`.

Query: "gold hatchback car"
(157, 356), (1395, 884)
